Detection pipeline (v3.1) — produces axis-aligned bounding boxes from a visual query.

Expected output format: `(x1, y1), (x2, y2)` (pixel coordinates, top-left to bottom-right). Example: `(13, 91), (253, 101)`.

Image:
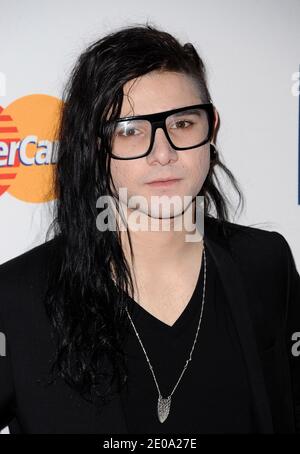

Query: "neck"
(117, 199), (204, 270)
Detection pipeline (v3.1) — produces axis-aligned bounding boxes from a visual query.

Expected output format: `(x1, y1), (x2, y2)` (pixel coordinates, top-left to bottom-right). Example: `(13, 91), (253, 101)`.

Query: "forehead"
(120, 71), (202, 117)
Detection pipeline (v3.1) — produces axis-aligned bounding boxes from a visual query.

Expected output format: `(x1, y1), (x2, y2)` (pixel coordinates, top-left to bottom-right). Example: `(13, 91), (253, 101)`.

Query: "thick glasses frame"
(101, 103), (215, 160)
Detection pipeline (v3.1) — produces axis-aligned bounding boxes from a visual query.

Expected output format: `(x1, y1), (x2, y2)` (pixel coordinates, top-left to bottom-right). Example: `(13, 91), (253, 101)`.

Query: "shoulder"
(205, 215), (289, 250)
(0, 235), (62, 318)
(205, 215), (296, 277)
(208, 217), (300, 323)
(0, 236), (61, 282)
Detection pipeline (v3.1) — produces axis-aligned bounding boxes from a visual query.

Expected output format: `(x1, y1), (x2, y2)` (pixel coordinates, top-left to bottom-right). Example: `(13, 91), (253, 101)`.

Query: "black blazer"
(0, 216), (299, 434)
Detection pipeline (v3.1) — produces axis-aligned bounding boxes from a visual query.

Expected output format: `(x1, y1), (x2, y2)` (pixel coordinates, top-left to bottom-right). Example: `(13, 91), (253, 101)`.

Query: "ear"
(213, 107), (219, 131)
(212, 106), (220, 143)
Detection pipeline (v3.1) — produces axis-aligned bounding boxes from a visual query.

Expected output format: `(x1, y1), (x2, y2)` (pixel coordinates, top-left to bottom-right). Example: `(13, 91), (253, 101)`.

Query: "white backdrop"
(0, 0), (299, 434)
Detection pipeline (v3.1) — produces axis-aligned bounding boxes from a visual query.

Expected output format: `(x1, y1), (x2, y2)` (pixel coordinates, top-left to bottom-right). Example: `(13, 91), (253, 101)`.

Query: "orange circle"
(0, 94), (62, 203)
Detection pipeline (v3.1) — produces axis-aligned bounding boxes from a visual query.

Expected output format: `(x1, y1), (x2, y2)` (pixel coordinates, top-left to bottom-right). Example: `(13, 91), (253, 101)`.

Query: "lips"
(146, 178), (181, 187)
(147, 177), (181, 184)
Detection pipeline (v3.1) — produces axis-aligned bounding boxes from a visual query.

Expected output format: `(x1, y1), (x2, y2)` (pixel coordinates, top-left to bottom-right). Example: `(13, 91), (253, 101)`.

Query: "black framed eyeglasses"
(100, 103), (215, 160)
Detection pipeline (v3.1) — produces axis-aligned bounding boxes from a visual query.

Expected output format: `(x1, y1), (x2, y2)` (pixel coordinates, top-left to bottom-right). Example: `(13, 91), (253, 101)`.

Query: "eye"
(114, 119), (147, 137)
(116, 126), (141, 137)
(170, 120), (194, 129)
(119, 128), (136, 136)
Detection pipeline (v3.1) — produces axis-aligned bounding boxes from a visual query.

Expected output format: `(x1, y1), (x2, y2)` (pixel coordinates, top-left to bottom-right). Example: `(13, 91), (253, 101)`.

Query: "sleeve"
(274, 232), (300, 433)
(0, 311), (16, 432)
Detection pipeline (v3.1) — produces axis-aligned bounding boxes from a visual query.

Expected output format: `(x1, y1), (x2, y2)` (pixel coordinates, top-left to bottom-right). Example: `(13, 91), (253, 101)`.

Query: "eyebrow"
(118, 107), (202, 121)
(170, 108), (202, 117)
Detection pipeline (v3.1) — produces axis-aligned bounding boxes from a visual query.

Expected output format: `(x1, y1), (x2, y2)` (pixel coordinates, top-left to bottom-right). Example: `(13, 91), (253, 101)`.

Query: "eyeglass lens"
(110, 107), (210, 158)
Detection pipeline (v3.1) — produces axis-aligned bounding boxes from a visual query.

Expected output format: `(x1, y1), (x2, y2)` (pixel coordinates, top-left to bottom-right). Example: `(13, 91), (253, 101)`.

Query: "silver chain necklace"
(125, 244), (207, 423)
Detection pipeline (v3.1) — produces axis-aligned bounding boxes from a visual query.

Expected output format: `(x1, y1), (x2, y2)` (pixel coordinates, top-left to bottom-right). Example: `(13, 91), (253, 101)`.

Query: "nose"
(146, 126), (178, 165)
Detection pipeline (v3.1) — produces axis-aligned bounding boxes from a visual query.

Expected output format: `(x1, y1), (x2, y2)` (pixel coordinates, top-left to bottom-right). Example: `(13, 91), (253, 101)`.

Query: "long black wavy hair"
(44, 22), (245, 407)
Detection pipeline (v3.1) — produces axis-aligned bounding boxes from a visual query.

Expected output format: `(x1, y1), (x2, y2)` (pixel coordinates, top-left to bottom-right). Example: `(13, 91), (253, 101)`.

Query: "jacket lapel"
(204, 217), (274, 433)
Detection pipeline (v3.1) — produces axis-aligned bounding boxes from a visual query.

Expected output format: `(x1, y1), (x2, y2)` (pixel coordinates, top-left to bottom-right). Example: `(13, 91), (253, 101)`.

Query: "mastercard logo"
(0, 94), (62, 203)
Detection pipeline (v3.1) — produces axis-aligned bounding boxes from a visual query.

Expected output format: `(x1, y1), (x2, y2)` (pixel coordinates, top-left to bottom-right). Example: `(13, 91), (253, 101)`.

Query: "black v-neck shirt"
(120, 244), (255, 434)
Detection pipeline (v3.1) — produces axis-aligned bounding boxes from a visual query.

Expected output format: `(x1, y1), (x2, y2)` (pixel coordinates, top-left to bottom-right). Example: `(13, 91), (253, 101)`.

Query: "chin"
(147, 204), (188, 219)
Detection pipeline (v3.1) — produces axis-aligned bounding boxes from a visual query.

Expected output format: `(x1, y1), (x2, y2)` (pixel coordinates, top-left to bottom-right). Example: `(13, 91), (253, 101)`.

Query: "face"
(109, 70), (217, 220)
